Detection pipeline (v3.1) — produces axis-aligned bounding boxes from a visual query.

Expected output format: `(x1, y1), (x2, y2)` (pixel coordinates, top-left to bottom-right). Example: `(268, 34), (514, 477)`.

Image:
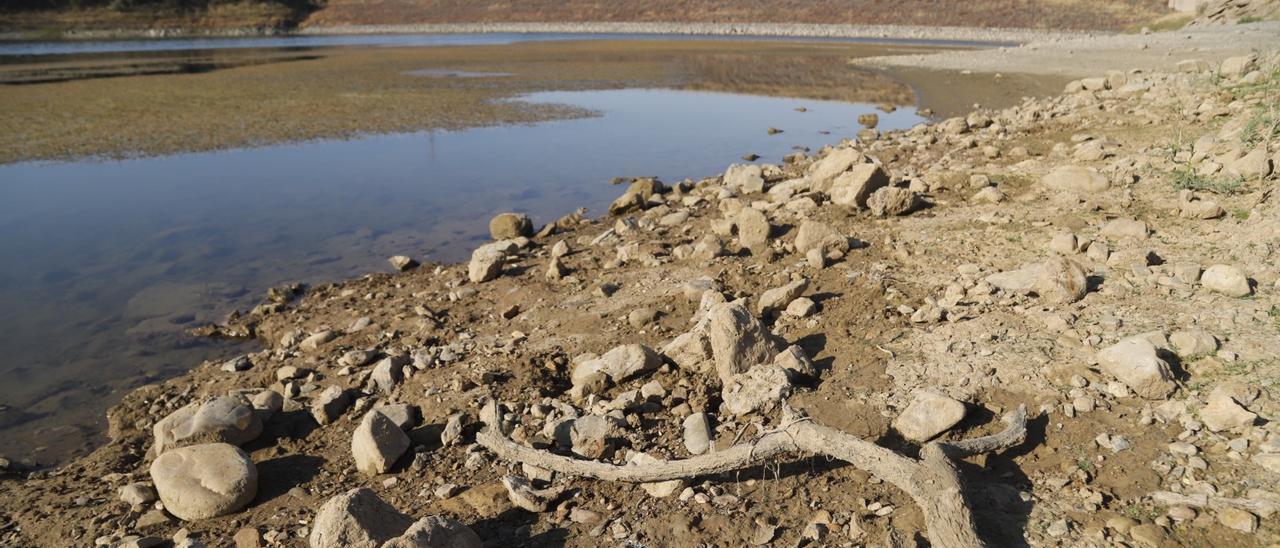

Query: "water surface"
(0, 87), (923, 461)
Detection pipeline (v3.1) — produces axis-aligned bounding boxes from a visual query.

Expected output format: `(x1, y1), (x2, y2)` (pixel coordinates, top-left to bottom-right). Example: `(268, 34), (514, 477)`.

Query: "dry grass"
(0, 40), (929, 163)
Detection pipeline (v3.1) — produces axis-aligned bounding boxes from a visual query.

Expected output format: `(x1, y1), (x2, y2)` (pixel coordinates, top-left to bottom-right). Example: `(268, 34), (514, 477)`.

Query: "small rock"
(757, 279), (809, 314)
(682, 413), (713, 455)
(311, 386), (351, 426)
(1043, 165), (1108, 193)
(1034, 256), (1088, 304)
(866, 186), (920, 217)
(1201, 264), (1251, 297)
(1097, 336), (1175, 399)
(388, 256), (418, 272)
(1217, 508), (1257, 533)
(489, 213), (533, 240)
(784, 297), (816, 318)
(893, 391), (966, 442)
(829, 164), (889, 209)
(351, 410), (410, 475)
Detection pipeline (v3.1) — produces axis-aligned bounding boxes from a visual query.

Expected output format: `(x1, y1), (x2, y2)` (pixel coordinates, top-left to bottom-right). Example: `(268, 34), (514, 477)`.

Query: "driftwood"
(477, 402), (1029, 547)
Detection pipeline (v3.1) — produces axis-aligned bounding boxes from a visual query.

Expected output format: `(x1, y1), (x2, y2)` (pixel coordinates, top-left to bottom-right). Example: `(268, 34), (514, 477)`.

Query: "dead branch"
(476, 402), (1029, 547)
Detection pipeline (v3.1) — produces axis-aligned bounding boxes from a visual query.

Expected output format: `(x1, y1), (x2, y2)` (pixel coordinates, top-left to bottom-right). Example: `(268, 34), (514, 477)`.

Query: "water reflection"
(0, 87), (922, 461)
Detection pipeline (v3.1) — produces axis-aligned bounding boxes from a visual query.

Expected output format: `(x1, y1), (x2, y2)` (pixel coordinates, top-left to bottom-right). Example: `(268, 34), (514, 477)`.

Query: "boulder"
(371, 357), (403, 393)
(154, 395), (263, 454)
(309, 488), (413, 548)
(1042, 165), (1109, 193)
(735, 207), (771, 251)
(893, 391), (966, 442)
(866, 187), (920, 217)
(661, 331), (712, 372)
(724, 164), (765, 193)
(488, 213), (533, 240)
(807, 147), (863, 187)
(1097, 337), (1176, 399)
(794, 220), (848, 256)
(829, 164), (889, 209)
(682, 413), (713, 455)
(352, 410), (410, 475)
(383, 516), (483, 548)
(311, 386), (351, 426)
(1034, 257), (1089, 304)
(1170, 329), (1217, 357)
(572, 344), (662, 386)
(1202, 264), (1251, 297)
(1201, 382), (1259, 432)
(149, 443), (257, 521)
(707, 302), (783, 383)
(1219, 54), (1257, 78)
(722, 365), (792, 416)
(467, 248), (505, 284)
(757, 279), (809, 314)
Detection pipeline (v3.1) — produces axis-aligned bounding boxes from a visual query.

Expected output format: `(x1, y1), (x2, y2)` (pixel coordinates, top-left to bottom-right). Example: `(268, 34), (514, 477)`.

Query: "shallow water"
(0, 86), (922, 462)
(0, 32), (994, 57)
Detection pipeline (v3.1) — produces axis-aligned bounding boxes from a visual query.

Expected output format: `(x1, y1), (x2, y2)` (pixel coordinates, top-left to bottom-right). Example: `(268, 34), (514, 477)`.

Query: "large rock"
(467, 247), (505, 284)
(149, 443), (257, 521)
(724, 164), (765, 193)
(309, 488), (413, 548)
(153, 395), (263, 454)
(682, 413), (713, 455)
(893, 392), (967, 442)
(829, 164), (889, 209)
(757, 279), (809, 314)
(488, 213), (533, 240)
(1034, 257), (1089, 304)
(1042, 165), (1109, 193)
(1219, 54), (1257, 78)
(707, 302), (783, 383)
(383, 516), (483, 548)
(866, 187), (920, 217)
(1202, 383), (1259, 432)
(807, 147), (863, 187)
(721, 365), (792, 416)
(1201, 264), (1251, 297)
(1097, 337), (1176, 399)
(793, 220), (848, 256)
(352, 410), (410, 475)
(571, 344), (662, 386)
(735, 207), (771, 251)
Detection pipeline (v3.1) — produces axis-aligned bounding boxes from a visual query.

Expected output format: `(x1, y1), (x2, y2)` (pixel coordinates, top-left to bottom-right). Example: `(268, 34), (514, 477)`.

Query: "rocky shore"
(2, 35), (1279, 548)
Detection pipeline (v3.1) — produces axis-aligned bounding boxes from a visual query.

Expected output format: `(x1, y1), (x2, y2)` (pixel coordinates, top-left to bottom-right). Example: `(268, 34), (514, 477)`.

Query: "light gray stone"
(707, 302), (783, 383)
(149, 443), (257, 521)
(352, 410), (410, 475)
(309, 488), (414, 548)
(1097, 336), (1175, 399)
(893, 391), (967, 442)
(1202, 264), (1251, 297)
(153, 395), (263, 454)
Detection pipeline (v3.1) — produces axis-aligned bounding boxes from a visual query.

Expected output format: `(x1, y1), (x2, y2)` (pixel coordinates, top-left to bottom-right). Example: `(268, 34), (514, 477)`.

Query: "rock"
(1229, 147), (1273, 180)
(489, 213), (532, 240)
(985, 264), (1042, 293)
(149, 443), (257, 521)
(467, 248), (505, 284)
(793, 220), (848, 256)
(382, 516), (483, 548)
(309, 488), (414, 548)
(1219, 54), (1257, 78)
(388, 256), (418, 272)
(1100, 218), (1148, 240)
(772, 345), (814, 376)
(249, 390), (283, 422)
(757, 279), (809, 314)
(299, 330), (336, 352)
(735, 207), (771, 251)
(1217, 508), (1258, 533)
(707, 302), (783, 383)
(1178, 190), (1225, 219)
(784, 297), (816, 318)
(311, 386), (351, 425)
(1201, 264), (1251, 297)
(501, 475), (564, 513)
(352, 410), (410, 475)
(1034, 257), (1089, 304)
(154, 395), (264, 454)
(829, 164), (889, 209)
(371, 357), (403, 393)
(609, 191), (645, 214)
(691, 234), (726, 260)
(627, 307), (659, 328)
(376, 404), (420, 431)
(1202, 383), (1258, 432)
(682, 413), (713, 455)
(627, 177), (666, 200)
(1047, 232), (1077, 255)
(221, 356), (253, 373)
(1170, 329), (1217, 357)
(440, 412), (465, 446)
(626, 452), (685, 497)
(892, 391), (966, 442)
(866, 187), (920, 216)
(1042, 165), (1109, 193)
(858, 113), (879, 128)
(721, 365), (792, 416)
(119, 482), (157, 508)
(662, 331), (712, 372)
(807, 147), (863, 186)
(570, 415), (615, 459)
(940, 117), (969, 134)
(971, 186), (1006, 203)
(545, 256), (567, 280)
(572, 344), (662, 386)
(724, 164), (765, 193)
(233, 528), (261, 548)
(1097, 337), (1175, 399)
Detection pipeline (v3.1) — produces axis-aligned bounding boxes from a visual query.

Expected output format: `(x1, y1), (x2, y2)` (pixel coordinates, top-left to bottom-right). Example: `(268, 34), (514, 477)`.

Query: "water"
(0, 86), (922, 461)
(0, 31), (996, 57)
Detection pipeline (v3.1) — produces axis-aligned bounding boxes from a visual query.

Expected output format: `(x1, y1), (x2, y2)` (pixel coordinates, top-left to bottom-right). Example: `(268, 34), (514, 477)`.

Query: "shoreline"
(0, 21), (1091, 46)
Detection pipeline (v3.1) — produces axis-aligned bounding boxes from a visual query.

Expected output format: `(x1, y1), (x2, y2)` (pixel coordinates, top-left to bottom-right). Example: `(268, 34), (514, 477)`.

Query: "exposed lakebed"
(0, 82), (925, 462)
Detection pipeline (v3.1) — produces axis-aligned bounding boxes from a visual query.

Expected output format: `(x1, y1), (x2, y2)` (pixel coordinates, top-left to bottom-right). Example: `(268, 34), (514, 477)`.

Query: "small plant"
(1233, 209), (1251, 220)
(1122, 504), (1158, 522)
(1171, 169), (1244, 194)
(1241, 108), (1279, 147)
(1238, 15), (1263, 24)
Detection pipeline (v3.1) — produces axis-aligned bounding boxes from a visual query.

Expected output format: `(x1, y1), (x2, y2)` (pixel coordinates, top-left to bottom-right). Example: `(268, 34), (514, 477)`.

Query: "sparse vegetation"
(1171, 168), (1245, 194)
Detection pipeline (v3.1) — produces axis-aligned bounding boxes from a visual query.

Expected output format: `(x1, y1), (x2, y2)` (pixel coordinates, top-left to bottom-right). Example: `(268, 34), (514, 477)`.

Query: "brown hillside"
(303, 0), (1170, 30)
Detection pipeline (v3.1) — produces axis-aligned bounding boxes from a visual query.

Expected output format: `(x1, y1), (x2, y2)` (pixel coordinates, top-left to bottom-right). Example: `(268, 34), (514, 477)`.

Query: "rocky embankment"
(1, 44), (1279, 547)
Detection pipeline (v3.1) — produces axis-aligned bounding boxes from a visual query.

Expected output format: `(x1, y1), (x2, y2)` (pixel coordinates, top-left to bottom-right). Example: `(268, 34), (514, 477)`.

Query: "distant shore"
(0, 21), (1090, 45)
